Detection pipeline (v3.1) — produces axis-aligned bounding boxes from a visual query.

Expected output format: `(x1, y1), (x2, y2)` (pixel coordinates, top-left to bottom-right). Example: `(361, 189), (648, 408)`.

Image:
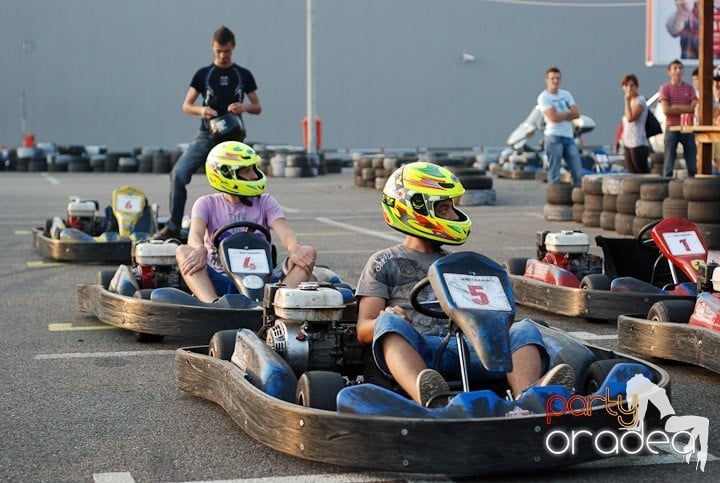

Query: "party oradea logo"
(543, 373), (709, 472)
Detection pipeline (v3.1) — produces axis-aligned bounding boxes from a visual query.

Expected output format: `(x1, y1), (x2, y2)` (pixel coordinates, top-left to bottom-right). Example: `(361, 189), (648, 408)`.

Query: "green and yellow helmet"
(382, 162), (471, 245)
(205, 141), (267, 197)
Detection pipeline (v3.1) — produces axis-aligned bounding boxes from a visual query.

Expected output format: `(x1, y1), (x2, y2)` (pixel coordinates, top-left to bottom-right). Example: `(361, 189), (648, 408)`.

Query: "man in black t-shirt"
(153, 25), (261, 240)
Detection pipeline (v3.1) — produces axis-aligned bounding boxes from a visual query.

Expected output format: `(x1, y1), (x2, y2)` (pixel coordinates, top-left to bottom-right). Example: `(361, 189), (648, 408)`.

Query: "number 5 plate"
(443, 274), (512, 312)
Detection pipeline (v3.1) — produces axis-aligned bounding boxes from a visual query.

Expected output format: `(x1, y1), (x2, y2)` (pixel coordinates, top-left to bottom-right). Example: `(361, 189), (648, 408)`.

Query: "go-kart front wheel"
(503, 257), (528, 276)
(647, 299), (695, 323)
(579, 274), (612, 291)
(208, 330), (238, 361)
(583, 358), (632, 394)
(296, 371), (346, 411)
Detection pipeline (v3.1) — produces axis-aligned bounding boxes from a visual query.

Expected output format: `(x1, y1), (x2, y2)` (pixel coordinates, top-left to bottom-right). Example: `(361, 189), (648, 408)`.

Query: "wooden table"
(670, 125), (719, 174)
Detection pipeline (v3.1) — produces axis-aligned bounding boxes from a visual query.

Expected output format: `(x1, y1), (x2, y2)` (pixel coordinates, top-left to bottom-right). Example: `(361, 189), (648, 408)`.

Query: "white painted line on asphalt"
(280, 205), (300, 213)
(48, 322), (117, 332)
(315, 217), (404, 243)
(524, 212), (545, 219)
(42, 173), (60, 185)
(94, 473), (136, 483)
(34, 350), (175, 360)
(567, 331), (618, 341)
(176, 473), (452, 483)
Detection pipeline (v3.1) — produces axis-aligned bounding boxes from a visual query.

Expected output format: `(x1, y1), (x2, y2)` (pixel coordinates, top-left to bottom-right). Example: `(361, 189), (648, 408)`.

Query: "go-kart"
(33, 185), (157, 263)
(503, 218), (699, 321)
(76, 221), (284, 342)
(175, 251), (669, 475)
(618, 225), (720, 372)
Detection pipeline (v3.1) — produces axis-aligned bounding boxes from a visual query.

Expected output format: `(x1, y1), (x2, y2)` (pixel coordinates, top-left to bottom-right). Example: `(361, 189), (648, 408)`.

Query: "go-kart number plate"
(443, 274), (512, 312)
(228, 248), (270, 274)
(662, 230), (705, 256)
(114, 194), (143, 214)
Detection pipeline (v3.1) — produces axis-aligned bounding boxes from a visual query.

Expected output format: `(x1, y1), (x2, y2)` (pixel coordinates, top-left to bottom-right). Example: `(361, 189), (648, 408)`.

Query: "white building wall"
(0, 0), (669, 151)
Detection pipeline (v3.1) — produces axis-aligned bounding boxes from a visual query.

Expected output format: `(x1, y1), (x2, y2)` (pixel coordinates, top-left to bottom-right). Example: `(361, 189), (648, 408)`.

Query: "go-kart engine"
(66, 199), (100, 233)
(537, 230), (603, 279)
(133, 241), (181, 289)
(264, 283), (365, 375)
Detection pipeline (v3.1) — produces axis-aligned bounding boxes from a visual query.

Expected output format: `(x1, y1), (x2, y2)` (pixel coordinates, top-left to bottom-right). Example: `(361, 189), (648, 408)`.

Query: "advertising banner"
(646, 0), (720, 66)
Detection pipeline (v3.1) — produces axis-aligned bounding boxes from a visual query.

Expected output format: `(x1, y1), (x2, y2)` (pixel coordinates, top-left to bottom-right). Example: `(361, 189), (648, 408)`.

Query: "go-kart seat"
(104, 203), (155, 236)
(595, 235), (676, 286)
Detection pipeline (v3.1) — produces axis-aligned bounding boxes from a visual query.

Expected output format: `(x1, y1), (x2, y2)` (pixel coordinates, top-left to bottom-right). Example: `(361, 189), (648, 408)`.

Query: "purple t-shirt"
(191, 193), (284, 271)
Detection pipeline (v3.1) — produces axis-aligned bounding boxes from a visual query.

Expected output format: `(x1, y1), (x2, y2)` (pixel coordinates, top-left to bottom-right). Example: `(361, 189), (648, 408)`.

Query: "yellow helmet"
(382, 162), (471, 245)
(205, 141), (267, 197)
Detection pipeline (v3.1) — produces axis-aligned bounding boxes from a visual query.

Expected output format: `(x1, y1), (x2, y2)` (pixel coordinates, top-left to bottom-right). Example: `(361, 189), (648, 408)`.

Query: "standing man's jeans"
(168, 130), (213, 230)
(663, 129), (697, 177)
(544, 135), (583, 186)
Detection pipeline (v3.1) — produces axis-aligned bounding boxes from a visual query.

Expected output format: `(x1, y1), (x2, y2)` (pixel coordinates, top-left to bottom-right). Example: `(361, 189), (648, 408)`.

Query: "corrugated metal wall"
(0, 0), (668, 151)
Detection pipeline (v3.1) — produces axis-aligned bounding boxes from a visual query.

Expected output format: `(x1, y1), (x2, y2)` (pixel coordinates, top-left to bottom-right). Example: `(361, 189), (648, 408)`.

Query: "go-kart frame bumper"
(174, 340), (669, 475)
(508, 274), (695, 321)
(33, 227), (132, 263)
(618, 314), (720, 374)
(76, 283), (263, 339)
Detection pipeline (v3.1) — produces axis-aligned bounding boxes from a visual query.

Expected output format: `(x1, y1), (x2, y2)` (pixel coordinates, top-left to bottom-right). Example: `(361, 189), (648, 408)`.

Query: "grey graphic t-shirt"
(356, 244), (449, 335)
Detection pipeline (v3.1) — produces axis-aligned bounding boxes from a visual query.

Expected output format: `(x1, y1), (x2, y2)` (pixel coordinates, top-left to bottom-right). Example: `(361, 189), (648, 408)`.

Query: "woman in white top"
(621, 73), (650, 173)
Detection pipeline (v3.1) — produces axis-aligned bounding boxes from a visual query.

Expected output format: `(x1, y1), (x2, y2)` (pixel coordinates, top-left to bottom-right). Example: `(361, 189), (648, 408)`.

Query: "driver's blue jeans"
(168, 130), (213, 230)
(371, 314), (549, 382)
(663, 130), (696, 177)
(545, 135), (583, 186)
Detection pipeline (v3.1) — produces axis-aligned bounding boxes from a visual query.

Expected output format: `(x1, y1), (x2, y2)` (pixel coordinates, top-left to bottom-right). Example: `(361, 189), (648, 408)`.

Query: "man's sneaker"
(416, 368), (450, 408)
(531, 363), (576, 394)
(151, 225), (180, 241)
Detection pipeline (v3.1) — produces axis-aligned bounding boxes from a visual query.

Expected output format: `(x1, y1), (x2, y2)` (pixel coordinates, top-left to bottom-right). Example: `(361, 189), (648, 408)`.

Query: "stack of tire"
(543, 183), (573, 221)
(599, 175), (628, 232)
(284, 152), (319, 178)
(649, 152), (664, 175)
(571, 186), (585, 223)
(682, 177), (720, 248)
(85, 145), (107, 172)
(662, 179), (687, 219)
(353, 155), (381, 188)
(581, 175), (604, 228)
(633, 179), (669, 235)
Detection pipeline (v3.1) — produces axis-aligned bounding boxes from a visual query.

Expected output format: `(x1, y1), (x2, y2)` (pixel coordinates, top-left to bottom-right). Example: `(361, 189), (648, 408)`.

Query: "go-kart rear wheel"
(133, 332), (164, 343)
(208, 330), (237, 361)
(583, 358), (631, 394)
(579, 274), (612, 291)
(503, 257), (528, 276)
(647, 300), (695, 323)
(296, 371), (346, 411)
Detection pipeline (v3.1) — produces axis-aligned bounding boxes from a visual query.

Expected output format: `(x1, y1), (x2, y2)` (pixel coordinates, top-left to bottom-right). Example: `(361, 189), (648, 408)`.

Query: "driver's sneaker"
(416, 368), (450, 408)
(151, 225), (180, 241)
(531, 363), (575, 394)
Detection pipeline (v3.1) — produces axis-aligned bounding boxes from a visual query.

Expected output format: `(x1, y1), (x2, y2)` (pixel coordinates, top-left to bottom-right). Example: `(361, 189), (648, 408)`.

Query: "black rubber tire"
(208, 330), (237, 361)
(457, 175), (493, 190)
(687, 201), (720, 224)
(581, 209), (601, 227)
(602, 194), (617, 212)
(583, 358), (633, 394)
(580, 274), (612, 291)
(546, 183), (573, 205)
(503, 257), (528, 275)
(571, 186), (585, 204)
(647, 299), (696, 323)
(582, 175), (603, 195)
(296, 371), (346, 411)
(640, 182), (669, 201)
(615, 213), (635, 235)
(583, 193), (603, 212)
(682, 177), (720, 201)
(616, 193), (640, 215)
(572, 203), (584, 223)
(662, 197), (688, 218)
(635, 200), (663, 219)
(134, 332), (165, 343)
(286, 154), (309, 168)
(668, 178), (684, 199)
(599, 211), (616, 231)
(97, 269), (117, 289)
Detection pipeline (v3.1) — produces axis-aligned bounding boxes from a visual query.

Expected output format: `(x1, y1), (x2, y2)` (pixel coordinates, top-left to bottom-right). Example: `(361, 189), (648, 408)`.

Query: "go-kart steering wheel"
(211, 221), (272, 249)
(410, 277), (447, 319)
(636, 219), (661, 252)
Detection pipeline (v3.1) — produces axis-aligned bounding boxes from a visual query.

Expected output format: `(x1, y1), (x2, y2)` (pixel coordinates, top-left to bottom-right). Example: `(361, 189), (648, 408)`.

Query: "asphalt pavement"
(1, 168), (718, 482)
